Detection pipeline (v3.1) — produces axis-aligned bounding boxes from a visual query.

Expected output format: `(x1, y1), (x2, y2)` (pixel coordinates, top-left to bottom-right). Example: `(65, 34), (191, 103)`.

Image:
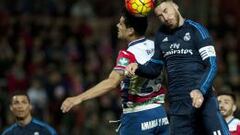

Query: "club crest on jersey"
(117, 58), (129, 67)
(184, 32), (191, 41)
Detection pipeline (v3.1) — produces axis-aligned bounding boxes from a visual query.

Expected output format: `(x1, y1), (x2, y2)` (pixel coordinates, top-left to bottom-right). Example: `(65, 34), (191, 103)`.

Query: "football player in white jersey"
(61, 9), (169, 135)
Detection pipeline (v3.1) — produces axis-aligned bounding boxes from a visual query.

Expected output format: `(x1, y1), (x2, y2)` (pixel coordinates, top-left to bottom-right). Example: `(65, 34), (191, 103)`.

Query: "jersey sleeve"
(114, 50), (136, 71)
(135, 33), (164, 79)
(190, 20), (217, 95)
(1, 124), (17, 135)
(236, 124), (240, 135)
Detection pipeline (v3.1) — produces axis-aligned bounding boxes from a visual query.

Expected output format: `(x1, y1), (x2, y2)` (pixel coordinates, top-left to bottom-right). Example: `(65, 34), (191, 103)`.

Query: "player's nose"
(218, 104), (224, 109)
(116, 23), (120, 28)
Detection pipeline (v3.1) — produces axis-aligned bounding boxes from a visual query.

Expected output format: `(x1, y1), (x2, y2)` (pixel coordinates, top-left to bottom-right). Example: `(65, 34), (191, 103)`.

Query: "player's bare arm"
(61, 70), (124, 113)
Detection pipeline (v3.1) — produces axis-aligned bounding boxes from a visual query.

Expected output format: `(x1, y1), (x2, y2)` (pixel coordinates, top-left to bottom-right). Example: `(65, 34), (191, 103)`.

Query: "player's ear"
(127, 27), (135, 35)
(172, 2), (179, 10)
(233, 104), (237, 112)
(29, 104), (33, 110)
(10, 105), (13, 112)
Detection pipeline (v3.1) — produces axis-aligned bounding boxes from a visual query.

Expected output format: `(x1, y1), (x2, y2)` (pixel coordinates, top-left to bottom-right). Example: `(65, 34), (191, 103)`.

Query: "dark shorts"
(119, 104), (169, 135)
(168, 93), (230, 135)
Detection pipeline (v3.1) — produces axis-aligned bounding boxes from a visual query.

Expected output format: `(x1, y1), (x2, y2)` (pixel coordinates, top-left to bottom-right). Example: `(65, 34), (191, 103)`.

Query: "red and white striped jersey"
(114, 37), (165, 108)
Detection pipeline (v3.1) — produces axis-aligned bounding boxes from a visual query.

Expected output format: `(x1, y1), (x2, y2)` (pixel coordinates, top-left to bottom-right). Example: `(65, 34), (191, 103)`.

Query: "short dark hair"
(122, 8), (148, 36)
(217, 90), (236, 103)
(9, 91), (31, 105)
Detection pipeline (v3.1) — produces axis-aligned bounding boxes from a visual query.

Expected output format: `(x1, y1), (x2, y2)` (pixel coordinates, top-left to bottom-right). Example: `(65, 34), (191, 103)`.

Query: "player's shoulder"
(142, 38), (154, 47)
(231, 118), (240, 125)
(128, 38), (154, 50)
(229, 118), (240, 132)
(185, 19), (207, 29)
(185, 19), (210, 39)
(131, 37), (154, 46)
(2, 123), (17, 135)
(32, 118), (57, 135)
(229, 118), (240, 127)
(145, 38), (154, 43)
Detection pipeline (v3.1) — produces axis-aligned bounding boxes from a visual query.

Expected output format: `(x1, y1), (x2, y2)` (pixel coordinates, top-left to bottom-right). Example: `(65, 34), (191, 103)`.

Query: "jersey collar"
(227, 117), (235, 124)
(128, 37), (146, 47)
(16, 118), (33, 127)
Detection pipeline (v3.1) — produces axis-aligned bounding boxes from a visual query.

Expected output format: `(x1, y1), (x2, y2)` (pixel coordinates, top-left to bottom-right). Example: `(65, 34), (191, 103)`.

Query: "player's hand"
(61, 96), (82, 113)
(125, 63), (138, 77)
(190, 89), (204, 108)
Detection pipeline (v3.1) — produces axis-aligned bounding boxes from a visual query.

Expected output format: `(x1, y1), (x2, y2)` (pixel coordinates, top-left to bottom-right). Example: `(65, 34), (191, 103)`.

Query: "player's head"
(117, 8), (148, 40)
(217, 90), (237, 118)
(9, 91), (32, 120)
(154, 0), (181, 29)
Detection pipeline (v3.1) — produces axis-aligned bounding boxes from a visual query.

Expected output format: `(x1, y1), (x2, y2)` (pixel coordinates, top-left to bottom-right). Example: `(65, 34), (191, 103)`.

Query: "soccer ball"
(125, 0), (155, 17)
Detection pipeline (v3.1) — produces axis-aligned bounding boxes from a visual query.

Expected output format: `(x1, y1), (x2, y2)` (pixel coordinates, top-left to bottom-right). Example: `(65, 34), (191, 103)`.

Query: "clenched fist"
(125, 63), (138, 77)
(190, 89), (204, 108)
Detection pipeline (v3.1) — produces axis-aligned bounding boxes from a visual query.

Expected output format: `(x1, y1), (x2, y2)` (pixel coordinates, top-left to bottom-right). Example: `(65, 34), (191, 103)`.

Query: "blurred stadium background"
(0, 0), (239, 135)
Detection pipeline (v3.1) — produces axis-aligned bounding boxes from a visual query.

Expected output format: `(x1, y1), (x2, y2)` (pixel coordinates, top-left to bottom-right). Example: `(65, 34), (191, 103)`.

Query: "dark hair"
(9, 91), (31, 105)
(122, 8), (148, 36)
(217, 90), (236, 103)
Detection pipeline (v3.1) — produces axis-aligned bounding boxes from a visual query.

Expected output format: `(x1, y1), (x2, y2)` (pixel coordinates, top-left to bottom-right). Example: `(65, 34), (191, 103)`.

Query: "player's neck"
(16, 115), (32, 127)
(225, 115), (234, 123)
(128, 35), (144, 42)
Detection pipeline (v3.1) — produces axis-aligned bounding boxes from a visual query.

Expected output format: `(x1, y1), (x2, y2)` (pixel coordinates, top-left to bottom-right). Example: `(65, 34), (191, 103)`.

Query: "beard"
(169, 10), (180, 29)
(220, 109), (233, 118)
(175, 11), (180, 27)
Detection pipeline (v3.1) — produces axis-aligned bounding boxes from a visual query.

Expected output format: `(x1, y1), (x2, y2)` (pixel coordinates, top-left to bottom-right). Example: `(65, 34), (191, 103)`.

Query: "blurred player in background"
(125, 0), (230, 134)
(1, 91), (57, 135)
(218, 90), (240, 135)
(61, 9), (169, 135)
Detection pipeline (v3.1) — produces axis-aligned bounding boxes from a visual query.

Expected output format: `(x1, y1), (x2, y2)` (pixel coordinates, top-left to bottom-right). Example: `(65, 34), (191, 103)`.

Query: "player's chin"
(220, 110), (226, 114)
(117, 34), (123, 39)
(169, 23), (177, 29)
(16, 115), (27, 120)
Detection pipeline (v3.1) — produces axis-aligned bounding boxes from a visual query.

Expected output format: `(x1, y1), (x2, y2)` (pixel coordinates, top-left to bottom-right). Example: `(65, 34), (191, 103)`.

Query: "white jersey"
(127, 38), (155, 64)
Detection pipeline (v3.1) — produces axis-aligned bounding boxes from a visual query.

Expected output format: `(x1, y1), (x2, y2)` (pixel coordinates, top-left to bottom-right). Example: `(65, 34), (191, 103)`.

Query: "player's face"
(218, 95), (235, 118)
(117, 16), (129, 39)
(154, 2), (180, 29)
(10, 95), (32, 120)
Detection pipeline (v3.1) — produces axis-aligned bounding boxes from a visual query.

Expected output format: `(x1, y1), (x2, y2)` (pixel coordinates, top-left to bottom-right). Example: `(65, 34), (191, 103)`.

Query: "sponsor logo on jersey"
(163, 43), (193, 57)
(117, 58), (129, 66)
